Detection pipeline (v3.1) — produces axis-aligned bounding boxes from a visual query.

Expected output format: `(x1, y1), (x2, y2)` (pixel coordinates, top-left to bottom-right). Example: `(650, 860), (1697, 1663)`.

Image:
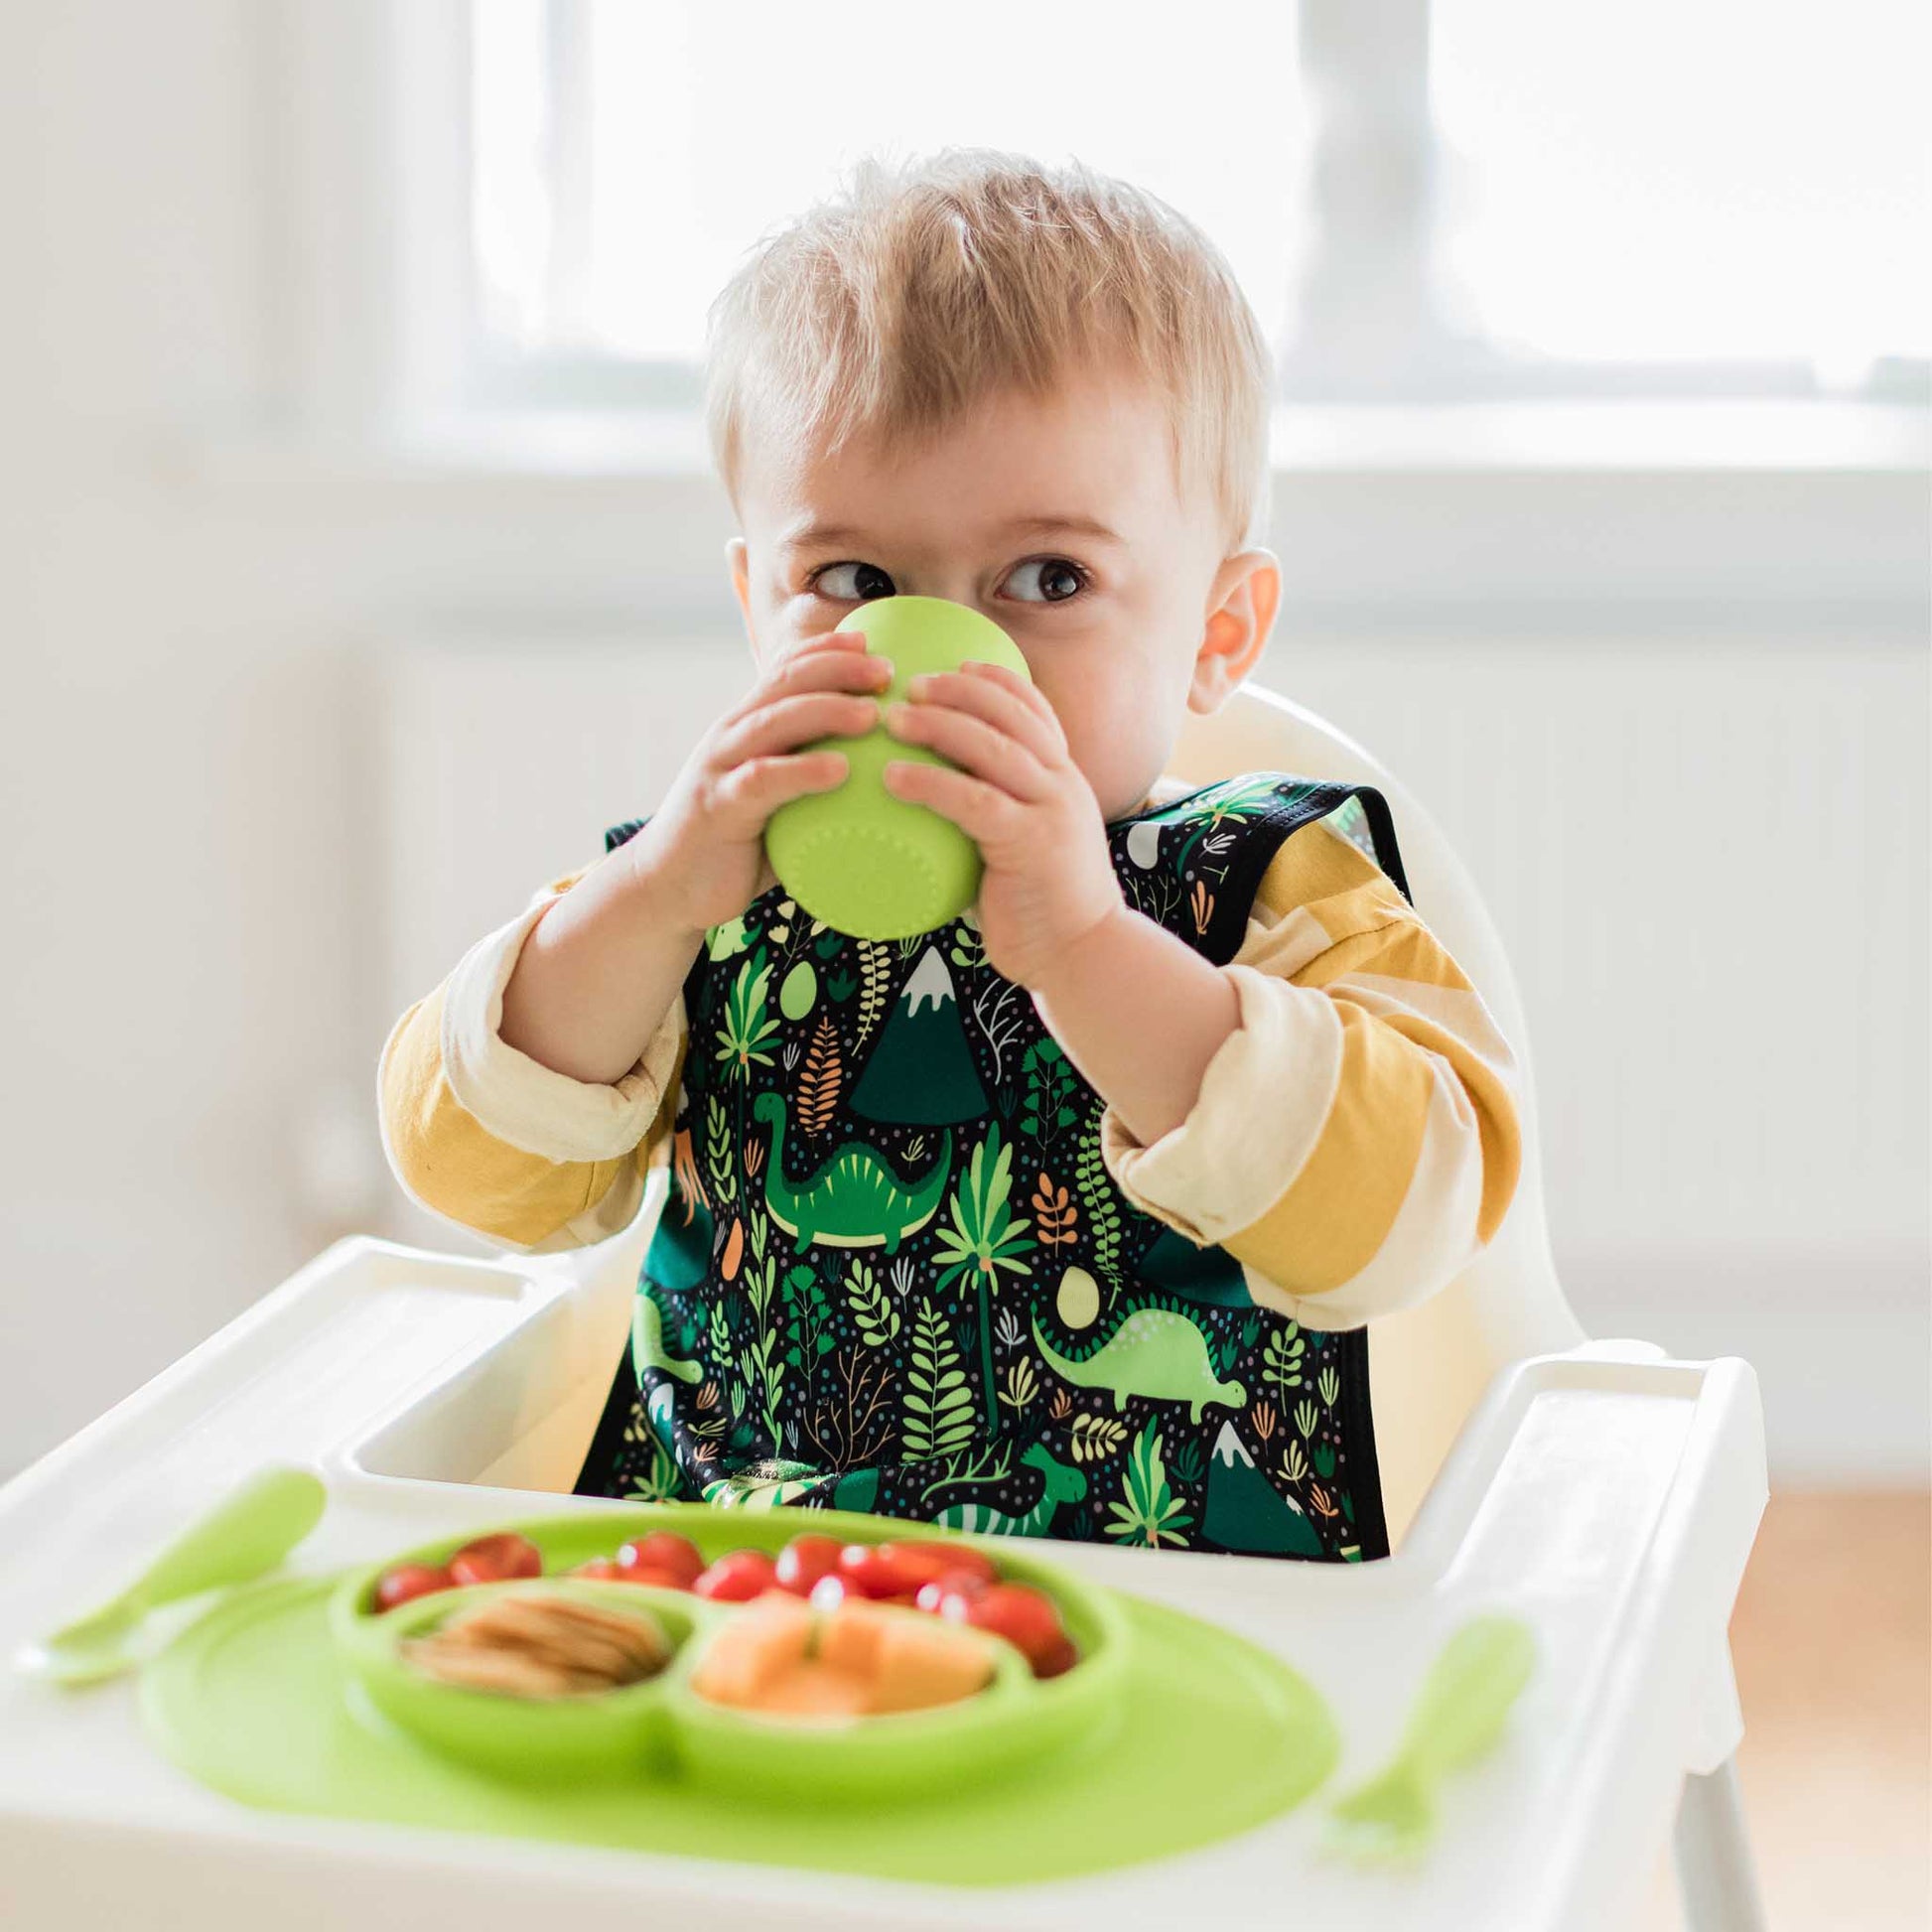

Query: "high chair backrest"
(566, 679), (1582, 1544)
(1170, 682), (1584, 1543)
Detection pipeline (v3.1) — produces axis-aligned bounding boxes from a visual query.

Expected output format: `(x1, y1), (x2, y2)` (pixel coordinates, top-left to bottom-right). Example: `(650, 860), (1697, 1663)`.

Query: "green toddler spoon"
(16, 1464), (327, 1687)
(1323, 1613), (1538, 1865)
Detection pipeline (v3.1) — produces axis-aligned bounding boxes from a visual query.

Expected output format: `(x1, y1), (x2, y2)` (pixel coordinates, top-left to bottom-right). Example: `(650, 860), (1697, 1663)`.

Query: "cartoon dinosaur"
(931, 1443), (1087, 1537)
(1032, 1308), (1247, 1422)
(632, 1294), (702, 1386)
(753, 1090), (952, 1253)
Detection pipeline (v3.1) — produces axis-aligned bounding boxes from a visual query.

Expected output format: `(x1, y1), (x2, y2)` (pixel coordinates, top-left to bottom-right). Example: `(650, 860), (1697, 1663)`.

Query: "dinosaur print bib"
(576, 774), (1408, 1563)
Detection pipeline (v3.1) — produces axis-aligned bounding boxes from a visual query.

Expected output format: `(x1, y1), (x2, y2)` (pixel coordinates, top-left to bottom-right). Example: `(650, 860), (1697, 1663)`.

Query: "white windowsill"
(176, 398), (1929, 631)
(191, 399), (1927, 489)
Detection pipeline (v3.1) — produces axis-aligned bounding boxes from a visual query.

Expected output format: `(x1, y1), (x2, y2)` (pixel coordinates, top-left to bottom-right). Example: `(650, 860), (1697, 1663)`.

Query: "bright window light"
(468, 0), (1928, 396)
(1432, 0), (1930, 367)
(470, 0), (1309, 364)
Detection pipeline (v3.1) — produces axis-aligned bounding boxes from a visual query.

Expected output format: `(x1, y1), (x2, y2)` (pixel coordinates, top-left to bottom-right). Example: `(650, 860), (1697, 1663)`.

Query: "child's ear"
(1187, 548), (1281, 715)
(726, 538), (762, 656)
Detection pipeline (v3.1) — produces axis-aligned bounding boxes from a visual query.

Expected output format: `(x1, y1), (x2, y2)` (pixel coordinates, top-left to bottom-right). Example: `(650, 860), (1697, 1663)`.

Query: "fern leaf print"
(796, 1010), (842, 1137)
(854, 940), (893, 1048)
(1073, 1106), (1124, 1295)
(901, 1298), (976, 1459)
(1031, 1170), (1078, 1246)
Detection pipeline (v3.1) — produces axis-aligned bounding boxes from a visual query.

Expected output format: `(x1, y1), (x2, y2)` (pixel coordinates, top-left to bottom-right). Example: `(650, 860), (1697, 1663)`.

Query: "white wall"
(0, 3), (746, 1475)
(1, 2), (1924, 1483)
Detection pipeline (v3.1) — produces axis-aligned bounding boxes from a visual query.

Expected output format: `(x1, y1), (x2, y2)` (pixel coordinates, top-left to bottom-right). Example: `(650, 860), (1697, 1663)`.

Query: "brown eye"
(814, 561), (896, 601)
(1003, 557), (1086, 603)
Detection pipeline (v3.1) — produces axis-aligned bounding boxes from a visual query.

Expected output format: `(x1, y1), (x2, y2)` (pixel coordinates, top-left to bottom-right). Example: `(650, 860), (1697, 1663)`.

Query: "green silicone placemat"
(142, 1574), (1336, 1887)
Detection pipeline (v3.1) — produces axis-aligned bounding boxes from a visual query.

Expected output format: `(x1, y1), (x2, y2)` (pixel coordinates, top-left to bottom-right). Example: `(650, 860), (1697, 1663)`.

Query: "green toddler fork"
(1324, 1613), (1538, 1865)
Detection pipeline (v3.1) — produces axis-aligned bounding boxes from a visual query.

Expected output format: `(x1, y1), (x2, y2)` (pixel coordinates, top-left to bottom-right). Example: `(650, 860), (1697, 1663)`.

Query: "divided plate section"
(331, 1504), (1128, 1804)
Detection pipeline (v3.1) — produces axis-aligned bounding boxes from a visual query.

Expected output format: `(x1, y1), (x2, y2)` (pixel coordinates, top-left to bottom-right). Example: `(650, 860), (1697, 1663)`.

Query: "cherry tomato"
(808, 1573), (863, 1612)
(373, 1564), (453, 1613)
(836, 1540), (969, 1598)
(446, 1533), (543, 1588)
(1033, 1634), (1079, 1680)
(893, 1541), (998, 1587)
(965, 1583), (1067, 1672)
(581, 1556), (686, 1589)
(773, 1533), (844, 1596)
(913, 1569), (990, 1619)
(616, 1531), (704, 1587)
(692, 1550), (779, 1602)
(614, 1564), (689, 1591)
(832, 1543), (897, 1598)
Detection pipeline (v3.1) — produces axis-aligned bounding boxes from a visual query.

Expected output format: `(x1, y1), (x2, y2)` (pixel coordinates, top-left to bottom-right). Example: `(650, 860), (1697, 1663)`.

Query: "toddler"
(380, 154), (1521, 1562)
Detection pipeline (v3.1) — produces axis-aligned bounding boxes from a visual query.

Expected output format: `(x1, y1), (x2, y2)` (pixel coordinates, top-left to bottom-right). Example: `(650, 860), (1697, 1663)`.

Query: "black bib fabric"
(576, 774), (1410, 1563)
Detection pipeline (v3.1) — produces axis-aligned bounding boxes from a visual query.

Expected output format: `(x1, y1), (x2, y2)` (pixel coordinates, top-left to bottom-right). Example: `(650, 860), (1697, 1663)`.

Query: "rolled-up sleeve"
(378, 873), (684, 1252)
(1100, 818), (1521, 1328)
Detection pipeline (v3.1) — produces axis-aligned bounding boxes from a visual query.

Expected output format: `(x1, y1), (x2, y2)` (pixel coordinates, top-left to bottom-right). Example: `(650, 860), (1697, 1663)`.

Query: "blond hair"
(707, 151), (1272, 548)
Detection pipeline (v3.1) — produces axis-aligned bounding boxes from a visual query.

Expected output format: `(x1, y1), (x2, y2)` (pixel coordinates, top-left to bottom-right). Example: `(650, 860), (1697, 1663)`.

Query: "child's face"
(728, 367), (1279, 821)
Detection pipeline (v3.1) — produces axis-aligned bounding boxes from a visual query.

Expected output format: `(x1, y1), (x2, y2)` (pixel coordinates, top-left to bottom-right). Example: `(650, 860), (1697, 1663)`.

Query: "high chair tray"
(144, 1522), (1333, 1885)
(0, 1236), (1767, 1931)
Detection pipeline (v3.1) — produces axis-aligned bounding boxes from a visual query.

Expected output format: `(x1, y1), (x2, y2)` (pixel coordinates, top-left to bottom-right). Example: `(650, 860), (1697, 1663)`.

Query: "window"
(1432, 0), (1929, 381)
(458, 0), (1926, 415)
(467, 0), (1311, 402)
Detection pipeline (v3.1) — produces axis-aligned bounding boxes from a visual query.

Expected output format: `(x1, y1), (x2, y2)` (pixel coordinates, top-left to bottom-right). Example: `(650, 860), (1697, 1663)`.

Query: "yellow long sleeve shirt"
(380, 790), (1521, 1331)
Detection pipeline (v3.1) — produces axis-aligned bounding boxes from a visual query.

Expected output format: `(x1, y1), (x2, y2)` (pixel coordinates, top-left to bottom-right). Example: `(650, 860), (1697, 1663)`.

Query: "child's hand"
(628, 629), (891, 934)
(881, 662), (1122, 988)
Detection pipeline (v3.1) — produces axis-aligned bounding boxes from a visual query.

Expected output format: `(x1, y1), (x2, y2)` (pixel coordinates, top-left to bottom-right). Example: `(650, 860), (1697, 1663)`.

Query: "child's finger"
(719, 651), (883, 734)
(906, 666), (1064, 763)
(764, 639), (892, 700)
(882, 759), (1022, 846)
(714, 690), (880, 767)
(960, 658), (1059, 719)
(718, 632), (877, 727)
(778, 626), (871, 671)
(883, 700), (1051, 801)
(713, 750), (849, 826)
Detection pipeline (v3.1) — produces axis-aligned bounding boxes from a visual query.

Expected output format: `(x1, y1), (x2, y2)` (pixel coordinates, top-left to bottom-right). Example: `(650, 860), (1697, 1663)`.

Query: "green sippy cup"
(764, 596), (1032, 940)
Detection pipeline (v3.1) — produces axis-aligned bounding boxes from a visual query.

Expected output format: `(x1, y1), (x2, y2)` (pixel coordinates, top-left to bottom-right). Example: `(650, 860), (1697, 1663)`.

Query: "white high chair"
(521, 681), (1771, 1928)
(0, 683), (1769, 1932)
(1176, 685), (1770, 1931)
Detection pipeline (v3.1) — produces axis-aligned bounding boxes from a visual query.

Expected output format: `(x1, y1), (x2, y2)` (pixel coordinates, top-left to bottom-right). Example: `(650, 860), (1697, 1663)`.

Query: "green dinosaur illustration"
(752, 1090), (952, 1253)
(1033, 1307), (1247, 1422)
(931, 1443), (1087, 1537)
(704, 915), (753, 961)
(632, 1294), (702, 1385)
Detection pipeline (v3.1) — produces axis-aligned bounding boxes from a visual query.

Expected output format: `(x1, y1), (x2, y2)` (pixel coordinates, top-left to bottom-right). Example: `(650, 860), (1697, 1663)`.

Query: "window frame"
(257, 0), (1927, 633)
(443, 0), (1925, 417)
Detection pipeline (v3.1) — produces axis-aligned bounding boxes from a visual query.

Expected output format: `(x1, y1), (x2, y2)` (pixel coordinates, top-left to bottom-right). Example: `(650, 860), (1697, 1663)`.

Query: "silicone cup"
(330, 1504), (1128, 1803)
(763, 597), (1033, 940)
